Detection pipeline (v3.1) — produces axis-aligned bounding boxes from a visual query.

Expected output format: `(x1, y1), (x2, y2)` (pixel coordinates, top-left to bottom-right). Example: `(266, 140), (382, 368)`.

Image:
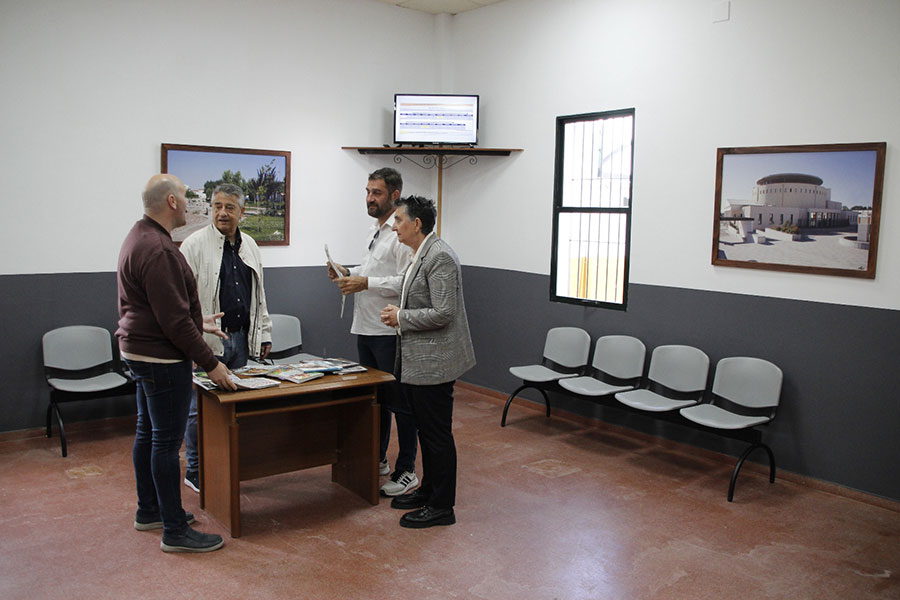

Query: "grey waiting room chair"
(615, 344), (709, 412)
(501, 327), (591, 427)
(680, 356), (783, 501)
(42, 325), (134, 457)
(265, 313), (319, 364)
(559, 335), (646, 399)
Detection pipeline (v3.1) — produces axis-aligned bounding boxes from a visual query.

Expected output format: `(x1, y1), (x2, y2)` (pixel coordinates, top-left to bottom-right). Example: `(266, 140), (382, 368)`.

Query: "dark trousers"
(403, 380), (456, 509)
(357, 335), (417, 473)
(125, 359), (193, 536)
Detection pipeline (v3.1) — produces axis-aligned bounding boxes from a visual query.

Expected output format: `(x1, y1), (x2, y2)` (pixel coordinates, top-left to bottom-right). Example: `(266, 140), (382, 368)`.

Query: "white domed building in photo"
(722, 173), (853, 239)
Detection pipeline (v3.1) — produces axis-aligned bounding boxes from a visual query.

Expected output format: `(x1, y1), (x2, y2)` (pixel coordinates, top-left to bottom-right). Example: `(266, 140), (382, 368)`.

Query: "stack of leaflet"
(210, 359), (366, 387)
(297, 358), (366, 375)
(192, 372), (281, 390)
(265, 367), (326, 385)
(234, 365), (279, 377)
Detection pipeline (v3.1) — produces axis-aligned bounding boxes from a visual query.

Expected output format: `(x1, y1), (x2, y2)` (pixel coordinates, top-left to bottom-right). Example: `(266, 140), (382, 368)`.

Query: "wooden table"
(197, 369), (394, 537)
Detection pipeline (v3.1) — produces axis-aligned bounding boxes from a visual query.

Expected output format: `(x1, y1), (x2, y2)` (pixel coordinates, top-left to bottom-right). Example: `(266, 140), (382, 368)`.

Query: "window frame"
(550, 108), (635, 310)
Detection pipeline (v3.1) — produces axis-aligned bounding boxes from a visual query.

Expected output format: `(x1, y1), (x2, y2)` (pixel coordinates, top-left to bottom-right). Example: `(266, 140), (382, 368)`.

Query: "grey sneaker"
(184, 470), (200, 493)
(379, 459), (390, 476)
(134, 511), (195, 531)
(380, 470), (418, 496)
(160, 527), (224, 553)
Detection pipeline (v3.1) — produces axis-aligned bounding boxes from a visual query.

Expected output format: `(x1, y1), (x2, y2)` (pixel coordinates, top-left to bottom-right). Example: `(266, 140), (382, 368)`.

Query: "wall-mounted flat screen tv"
(394, 94), (479, 145)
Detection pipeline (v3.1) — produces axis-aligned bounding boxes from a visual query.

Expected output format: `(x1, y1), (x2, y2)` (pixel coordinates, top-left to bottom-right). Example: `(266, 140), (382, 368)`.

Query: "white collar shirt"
(348, 220), (411, 336)
(400, 231), (436, 312)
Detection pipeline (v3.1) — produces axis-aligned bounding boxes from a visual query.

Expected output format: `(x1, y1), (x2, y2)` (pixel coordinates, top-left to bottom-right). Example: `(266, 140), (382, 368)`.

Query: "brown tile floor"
(1, 385), (898, 600)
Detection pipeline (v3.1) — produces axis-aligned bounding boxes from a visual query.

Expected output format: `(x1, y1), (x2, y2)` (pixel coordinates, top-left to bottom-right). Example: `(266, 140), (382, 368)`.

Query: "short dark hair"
(368, 167), (403, 197)
(395, 195), (436, 234)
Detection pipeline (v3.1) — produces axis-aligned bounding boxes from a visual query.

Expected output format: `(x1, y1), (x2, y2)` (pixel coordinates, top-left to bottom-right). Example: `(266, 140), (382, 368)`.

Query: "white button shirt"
(348, 220), (411, 336)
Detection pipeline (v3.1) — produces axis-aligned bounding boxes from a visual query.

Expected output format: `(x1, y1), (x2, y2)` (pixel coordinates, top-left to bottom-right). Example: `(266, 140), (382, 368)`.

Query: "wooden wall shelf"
(342, 146), (523, 235)
(343, 146), (522, 156)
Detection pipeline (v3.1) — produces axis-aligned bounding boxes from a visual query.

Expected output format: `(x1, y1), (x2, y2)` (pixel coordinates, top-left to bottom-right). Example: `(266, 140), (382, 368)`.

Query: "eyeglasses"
(368, 229), (380, 251)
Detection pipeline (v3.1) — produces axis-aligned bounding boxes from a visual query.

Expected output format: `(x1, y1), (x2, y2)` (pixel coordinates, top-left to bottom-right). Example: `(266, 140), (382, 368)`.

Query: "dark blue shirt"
(219, 229), (253, 332)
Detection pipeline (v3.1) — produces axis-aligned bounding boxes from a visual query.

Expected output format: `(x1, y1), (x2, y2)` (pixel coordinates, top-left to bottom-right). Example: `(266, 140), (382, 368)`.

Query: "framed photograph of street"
(161, 143), (290, 245)
(712, 142), (885, 278)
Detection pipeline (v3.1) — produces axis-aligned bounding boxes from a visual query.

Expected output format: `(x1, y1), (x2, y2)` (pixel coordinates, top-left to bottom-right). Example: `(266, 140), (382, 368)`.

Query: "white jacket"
(180, 224), (272, 358)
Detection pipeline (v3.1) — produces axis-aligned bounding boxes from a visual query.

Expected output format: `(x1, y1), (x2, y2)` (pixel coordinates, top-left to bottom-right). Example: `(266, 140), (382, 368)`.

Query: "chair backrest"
(543, 327), (591, 369)
(712, 356), (783, 409)
(42, 326), (113, 371)
(592, 335), (646, 379)
(647, 344), (709, 392)
(269, 313), (303, 354)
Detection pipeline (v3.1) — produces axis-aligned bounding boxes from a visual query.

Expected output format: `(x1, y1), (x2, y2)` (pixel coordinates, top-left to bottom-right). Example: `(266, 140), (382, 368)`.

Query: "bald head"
(142, 174), (187, 232)
(143, 174), (185, 212)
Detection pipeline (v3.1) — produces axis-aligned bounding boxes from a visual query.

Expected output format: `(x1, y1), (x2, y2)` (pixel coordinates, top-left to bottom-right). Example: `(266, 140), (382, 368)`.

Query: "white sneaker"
(380, 471), (418, 496)
(379, 459), (390, 476)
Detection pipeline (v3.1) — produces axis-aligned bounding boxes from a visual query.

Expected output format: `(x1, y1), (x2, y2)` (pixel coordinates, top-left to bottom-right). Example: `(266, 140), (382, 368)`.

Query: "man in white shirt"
(328, 168), (418, 496)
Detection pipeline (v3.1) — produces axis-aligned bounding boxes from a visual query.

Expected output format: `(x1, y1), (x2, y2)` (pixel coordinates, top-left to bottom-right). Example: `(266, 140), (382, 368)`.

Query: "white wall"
(0, 0), (438, 274)
(2, 0), (898, 311)
(442, 0), (900, 310)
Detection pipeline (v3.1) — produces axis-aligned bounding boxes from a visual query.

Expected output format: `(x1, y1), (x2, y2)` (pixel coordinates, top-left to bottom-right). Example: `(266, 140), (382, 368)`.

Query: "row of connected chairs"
(502, 327), (783, 501)
(42, 314), (310, 456)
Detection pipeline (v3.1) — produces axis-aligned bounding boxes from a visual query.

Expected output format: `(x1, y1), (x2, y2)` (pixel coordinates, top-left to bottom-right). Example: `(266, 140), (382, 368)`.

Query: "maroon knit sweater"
(116, 215), (218, 372)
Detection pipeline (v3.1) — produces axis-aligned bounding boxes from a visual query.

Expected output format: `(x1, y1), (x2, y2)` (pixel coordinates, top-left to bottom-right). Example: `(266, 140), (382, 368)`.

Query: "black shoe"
(399, 506), (456, 529)
(134, 511), (196, 531)
(390, 488), (429, 510)
(184, 470), (200, 493)
(160, 527), (224, 553)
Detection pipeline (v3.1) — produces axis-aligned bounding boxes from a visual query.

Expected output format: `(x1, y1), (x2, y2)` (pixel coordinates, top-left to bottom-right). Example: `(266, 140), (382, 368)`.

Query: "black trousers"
(402, 380), (457, 509)
(357, 335), (417, 473)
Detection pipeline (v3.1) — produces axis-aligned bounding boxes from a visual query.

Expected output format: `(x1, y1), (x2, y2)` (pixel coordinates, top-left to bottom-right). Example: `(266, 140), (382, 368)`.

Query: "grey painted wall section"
(2, 266), (898, 502)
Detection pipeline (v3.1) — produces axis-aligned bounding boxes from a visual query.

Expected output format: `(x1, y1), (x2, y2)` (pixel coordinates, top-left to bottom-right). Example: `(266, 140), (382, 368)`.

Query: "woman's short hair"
(395, 195), (436, 234)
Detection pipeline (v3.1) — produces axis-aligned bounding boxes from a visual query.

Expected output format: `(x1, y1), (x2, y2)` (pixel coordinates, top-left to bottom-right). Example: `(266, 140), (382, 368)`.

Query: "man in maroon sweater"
(117, 173), (236, 553)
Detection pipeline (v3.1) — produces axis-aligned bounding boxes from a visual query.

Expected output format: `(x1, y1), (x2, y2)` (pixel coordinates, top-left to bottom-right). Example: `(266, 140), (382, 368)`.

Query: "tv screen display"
(394, 94), (479, 145)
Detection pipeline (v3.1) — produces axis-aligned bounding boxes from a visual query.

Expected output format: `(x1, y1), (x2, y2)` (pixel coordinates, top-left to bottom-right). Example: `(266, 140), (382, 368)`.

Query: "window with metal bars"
(550, 108), (634, 309)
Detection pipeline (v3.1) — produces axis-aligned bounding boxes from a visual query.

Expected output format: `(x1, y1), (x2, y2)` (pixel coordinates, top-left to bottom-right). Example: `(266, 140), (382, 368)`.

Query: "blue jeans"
(357, 334), (417, 474)
(126, 358), (193, 536)
(185, 328), (249, 473)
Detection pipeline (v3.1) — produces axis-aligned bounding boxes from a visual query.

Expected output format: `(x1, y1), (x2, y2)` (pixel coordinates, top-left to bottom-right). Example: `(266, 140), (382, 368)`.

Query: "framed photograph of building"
(712, 142), (886, 278)
(161, 143), (291, 245)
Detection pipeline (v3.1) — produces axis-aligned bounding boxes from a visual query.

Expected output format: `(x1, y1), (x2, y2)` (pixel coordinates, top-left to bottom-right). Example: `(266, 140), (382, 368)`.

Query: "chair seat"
(509, 364), (578, 383)
(48, 372), (130, 394)
(615, 389), (698, 412)
(680, 404), (771, 430)
(559, 376), (633, 397)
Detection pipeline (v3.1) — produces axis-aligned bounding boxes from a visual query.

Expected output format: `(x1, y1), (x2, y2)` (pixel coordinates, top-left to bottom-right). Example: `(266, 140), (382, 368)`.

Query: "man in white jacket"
(180, 183), (273, 492)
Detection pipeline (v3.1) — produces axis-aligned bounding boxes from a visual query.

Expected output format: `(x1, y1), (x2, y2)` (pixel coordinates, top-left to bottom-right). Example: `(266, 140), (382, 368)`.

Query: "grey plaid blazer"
(395, 235), (476, 385)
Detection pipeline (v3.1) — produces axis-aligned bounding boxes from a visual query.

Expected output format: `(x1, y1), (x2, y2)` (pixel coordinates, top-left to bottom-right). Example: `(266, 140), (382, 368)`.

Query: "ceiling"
(373, 0), (508, 15)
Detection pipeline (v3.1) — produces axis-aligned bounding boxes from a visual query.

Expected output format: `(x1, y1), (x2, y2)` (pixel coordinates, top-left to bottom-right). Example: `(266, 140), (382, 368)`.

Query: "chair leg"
(46, 403), (53, 438)
(501, 385), (528, 427)
(728, 442), (775, 502)
(501, 384), (552, 427)
(49, 403), (68, 457)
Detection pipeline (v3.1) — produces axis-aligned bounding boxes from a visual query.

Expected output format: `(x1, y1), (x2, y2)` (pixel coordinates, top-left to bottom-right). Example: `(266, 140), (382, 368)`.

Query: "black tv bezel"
(393, 93), (480, 146)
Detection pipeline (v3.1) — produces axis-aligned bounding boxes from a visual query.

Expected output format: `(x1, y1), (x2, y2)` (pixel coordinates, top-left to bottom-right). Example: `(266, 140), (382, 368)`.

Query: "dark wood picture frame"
(162, 143), (291, 246)
(712, 142), (885, 278)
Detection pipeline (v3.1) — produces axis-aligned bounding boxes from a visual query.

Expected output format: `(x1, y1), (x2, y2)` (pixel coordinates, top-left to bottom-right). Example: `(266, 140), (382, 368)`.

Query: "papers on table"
(193, 372), (280, 390)
(266, 368), (325, 384)
(194, 359), (364, 389)
(231, 376), (281, 390)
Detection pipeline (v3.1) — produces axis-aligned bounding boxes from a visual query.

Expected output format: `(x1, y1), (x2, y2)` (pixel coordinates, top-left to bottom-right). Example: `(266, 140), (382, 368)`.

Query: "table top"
(197, 368), (395, 404)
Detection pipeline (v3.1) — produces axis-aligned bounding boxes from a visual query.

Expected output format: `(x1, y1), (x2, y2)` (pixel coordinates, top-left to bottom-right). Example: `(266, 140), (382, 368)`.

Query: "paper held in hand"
(325, 243), (346, 318)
